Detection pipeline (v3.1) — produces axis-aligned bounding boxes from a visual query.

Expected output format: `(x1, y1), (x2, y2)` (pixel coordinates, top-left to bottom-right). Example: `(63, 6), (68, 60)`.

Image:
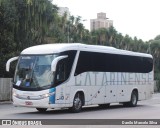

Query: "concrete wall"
(0, 78), (12, 101)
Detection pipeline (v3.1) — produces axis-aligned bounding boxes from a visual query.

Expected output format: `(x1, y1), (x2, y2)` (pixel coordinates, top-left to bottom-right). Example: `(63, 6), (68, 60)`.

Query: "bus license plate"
(25, 101), (33, 105)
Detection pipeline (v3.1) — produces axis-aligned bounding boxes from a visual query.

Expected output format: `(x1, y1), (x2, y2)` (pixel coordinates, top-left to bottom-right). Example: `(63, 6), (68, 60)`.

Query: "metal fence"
(0, 78), (12, 101)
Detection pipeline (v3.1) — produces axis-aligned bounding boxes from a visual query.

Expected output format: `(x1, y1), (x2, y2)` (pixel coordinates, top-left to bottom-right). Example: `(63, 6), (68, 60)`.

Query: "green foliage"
(0, 0), (56, 77)
(154, 35), (160, 40)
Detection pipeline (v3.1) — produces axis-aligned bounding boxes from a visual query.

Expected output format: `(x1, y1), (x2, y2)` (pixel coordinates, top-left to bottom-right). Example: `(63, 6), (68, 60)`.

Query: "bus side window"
(55, 59), (67, 84)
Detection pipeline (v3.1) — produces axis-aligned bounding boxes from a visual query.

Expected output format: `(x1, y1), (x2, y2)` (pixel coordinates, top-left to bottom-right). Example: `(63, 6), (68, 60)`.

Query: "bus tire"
(36, 108), (47, 112)
(129, 90), (138, 107)
(70, 93), (83, 113)
(123, 90), (138, 107)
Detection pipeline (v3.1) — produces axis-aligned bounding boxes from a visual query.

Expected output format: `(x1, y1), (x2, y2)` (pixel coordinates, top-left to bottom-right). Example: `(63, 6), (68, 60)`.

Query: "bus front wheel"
(70, 93), (83, 113)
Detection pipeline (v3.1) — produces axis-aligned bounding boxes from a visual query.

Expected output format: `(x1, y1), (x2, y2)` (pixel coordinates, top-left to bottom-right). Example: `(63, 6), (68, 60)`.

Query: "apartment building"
(90, 12), (113, 31)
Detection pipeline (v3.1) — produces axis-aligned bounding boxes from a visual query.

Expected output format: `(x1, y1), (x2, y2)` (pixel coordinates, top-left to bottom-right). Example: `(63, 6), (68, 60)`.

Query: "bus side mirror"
(51, 55), (68, 72)
(6, 56), (18, 72)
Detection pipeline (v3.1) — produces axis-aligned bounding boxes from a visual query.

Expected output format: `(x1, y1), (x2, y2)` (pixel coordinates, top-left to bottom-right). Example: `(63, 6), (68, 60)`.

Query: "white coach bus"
(6, 43), (154, 112)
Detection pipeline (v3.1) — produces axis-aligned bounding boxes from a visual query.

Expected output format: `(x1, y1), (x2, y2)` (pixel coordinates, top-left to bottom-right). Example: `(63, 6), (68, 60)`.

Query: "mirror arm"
(51, 55), (68, 72)
(6, 56), (18, 72)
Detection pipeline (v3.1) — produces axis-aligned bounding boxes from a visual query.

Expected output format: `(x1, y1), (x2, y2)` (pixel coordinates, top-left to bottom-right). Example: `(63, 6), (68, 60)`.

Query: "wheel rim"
(74, 97), (82, 110)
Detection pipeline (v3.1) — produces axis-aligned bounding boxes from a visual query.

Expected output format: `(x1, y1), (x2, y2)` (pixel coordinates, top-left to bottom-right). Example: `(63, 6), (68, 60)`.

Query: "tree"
(0, 0), (17, 77)
(0, 0), (58, 77)
(14, 0), (56, 48)
(154, 35), (160, 40)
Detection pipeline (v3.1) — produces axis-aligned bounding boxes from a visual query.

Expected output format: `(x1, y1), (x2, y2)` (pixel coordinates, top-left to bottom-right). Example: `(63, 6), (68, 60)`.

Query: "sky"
(53, 0), (160, 41)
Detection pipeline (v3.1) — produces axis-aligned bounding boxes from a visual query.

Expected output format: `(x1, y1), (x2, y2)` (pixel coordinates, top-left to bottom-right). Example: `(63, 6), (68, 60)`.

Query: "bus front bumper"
(13, 96), (64, 109)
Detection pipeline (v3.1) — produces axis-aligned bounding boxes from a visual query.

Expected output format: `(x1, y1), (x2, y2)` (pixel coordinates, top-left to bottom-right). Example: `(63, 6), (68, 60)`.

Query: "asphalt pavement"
(1, 93), (160, 128)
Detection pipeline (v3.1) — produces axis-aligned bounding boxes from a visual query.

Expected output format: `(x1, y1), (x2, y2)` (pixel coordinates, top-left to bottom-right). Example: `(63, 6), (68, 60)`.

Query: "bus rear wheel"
(123, 90), (138, 107)
(36, 108), (47, 112)
(129, 91), (138, 107)
(70, 93), (83, 113)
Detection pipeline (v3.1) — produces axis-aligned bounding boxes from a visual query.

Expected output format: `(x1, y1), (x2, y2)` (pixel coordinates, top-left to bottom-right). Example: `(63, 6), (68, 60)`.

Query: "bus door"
(54, 58), (70, 106)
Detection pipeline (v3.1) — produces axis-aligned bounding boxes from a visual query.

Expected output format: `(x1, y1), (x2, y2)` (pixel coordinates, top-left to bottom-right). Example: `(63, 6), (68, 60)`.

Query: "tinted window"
(54, 50), (77, 86)
(75, 51), (153, 76)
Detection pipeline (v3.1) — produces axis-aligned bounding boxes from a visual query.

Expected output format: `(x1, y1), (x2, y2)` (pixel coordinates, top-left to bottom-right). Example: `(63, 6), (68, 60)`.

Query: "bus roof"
(21, 43), (152, 58)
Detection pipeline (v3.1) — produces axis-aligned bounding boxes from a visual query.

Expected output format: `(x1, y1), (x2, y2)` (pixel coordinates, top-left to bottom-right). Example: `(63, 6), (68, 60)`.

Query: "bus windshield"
(14, 54), (58, 89)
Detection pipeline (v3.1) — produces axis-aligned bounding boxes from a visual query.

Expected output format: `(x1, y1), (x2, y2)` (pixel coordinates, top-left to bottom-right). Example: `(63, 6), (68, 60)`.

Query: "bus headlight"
(12, 92), (21, 99)
(41, 92), (55, 99)
(13, 92), (17, 97)
(41, 93), (50, 98)
(13, 91), (19, 97)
